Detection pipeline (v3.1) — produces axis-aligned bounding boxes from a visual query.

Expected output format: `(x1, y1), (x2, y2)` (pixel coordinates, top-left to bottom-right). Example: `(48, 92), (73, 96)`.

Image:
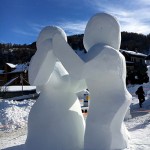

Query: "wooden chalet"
(120, 50), (148, 84)
(0, 63), (29, 86)
(120, 50), (147, 71)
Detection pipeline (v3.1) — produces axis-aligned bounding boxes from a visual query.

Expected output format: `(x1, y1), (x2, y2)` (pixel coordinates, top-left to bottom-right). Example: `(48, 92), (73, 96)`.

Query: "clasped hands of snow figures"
(26, 13), (132, 150)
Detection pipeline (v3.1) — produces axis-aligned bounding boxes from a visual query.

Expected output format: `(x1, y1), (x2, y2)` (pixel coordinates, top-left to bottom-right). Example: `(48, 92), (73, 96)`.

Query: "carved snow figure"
(26, 26), (85, 150)
(53, 13), (132, 150)
(83, 13), (132, 150)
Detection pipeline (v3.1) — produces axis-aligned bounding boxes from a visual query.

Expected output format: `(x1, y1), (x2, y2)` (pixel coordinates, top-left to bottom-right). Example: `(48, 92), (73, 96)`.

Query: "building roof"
(11, 64), (28, 73)
(6, 63), (28, 73)
(6, 63), (17, 68)
(120, 49), (147, 57)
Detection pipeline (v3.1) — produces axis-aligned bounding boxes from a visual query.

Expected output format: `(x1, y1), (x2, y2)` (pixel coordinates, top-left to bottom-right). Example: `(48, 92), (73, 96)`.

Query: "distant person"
(135, 86), (145, 108)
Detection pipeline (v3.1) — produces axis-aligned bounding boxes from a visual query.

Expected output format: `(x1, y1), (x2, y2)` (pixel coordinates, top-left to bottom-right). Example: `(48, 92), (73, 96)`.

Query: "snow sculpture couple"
(26, 13), (132, 150)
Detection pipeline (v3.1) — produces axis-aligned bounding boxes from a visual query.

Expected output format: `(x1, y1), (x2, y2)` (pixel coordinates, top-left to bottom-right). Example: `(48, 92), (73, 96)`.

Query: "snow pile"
(0, 99), (34, 131)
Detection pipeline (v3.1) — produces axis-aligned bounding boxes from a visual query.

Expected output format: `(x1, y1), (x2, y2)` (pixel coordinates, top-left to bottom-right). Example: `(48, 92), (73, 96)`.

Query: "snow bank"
(1, 82), (150, 150)
(1, 86), (36, 92)
(0, 99), (34, 131)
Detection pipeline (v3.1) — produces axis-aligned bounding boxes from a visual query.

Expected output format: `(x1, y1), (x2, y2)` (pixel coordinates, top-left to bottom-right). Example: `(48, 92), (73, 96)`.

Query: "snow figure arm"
(53, 33), (84, 80)
(51, 61), (87, 93)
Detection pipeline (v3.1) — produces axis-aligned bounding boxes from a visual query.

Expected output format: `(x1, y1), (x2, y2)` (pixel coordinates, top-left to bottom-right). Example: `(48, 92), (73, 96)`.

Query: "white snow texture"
(27, 12), (132, 150)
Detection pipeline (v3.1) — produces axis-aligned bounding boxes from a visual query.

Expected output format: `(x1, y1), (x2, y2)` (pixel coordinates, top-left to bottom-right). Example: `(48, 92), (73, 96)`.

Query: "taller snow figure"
(83, 13), (132, 150)
(26, 26), (85, 150)
(53, 13), (132, 150)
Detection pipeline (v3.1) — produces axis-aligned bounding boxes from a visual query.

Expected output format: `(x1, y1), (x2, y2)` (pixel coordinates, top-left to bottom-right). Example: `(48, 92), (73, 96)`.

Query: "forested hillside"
(0, 32), (150, 69)
(68, 32), (150, 53)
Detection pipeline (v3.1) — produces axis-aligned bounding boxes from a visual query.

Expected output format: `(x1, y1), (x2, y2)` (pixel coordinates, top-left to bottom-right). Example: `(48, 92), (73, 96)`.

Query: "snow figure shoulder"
(26, 26), (85, 150)
(82, 13), (132, 150)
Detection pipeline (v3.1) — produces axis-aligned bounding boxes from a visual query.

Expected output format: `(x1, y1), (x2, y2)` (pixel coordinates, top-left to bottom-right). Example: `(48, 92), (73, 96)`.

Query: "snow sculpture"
(26, 26), (85, 150)
(53, 13), (132, 150)
(83, 13), (132, 150)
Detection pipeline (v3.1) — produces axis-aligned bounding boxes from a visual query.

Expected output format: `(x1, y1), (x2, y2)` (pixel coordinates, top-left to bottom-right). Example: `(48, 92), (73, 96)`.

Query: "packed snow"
(0, 83), (150, 150)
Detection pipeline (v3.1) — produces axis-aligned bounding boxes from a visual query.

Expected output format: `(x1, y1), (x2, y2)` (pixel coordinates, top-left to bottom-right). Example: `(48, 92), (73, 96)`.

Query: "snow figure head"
(83, 13), (121, 52)
(36, 26), (67, 49)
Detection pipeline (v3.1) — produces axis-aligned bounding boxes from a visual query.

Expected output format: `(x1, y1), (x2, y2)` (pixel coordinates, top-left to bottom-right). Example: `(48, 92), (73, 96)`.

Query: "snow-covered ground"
(0, 83), (150, 150)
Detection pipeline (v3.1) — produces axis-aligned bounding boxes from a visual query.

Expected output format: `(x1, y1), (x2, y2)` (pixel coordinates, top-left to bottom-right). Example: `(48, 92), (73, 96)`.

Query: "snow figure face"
(83, 13), (121, 52)
(36, 26), (67, 48)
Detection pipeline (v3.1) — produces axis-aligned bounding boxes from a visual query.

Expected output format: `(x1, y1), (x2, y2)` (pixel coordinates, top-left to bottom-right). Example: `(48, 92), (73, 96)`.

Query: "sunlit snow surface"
(0, 99), (35, 149)
(0, 83), (150, 149)
(0, 100), (35, 131)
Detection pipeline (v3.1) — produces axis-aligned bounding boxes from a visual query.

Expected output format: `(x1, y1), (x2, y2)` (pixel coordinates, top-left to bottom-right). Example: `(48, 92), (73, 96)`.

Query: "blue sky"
(1, 0), (150, 44)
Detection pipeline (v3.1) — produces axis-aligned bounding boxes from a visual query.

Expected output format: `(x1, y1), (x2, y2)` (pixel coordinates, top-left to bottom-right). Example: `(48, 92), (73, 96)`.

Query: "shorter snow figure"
(82, 13), (132, 150)
(135, 86), (145, 108)
(26, 26), (85, 150)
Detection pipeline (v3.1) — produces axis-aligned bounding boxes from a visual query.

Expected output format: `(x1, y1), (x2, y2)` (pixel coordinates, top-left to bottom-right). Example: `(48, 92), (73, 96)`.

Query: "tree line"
(67, 32), (150, 53)
(0, 31), (150, 70)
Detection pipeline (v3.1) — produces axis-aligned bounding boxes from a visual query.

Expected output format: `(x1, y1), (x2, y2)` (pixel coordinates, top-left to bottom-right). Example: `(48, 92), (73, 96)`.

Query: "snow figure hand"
(53, 32), (84, 80)
(28, 26), (67, 87)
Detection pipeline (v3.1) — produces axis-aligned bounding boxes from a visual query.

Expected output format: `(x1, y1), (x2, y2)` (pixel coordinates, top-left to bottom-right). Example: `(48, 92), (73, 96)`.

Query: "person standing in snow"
(135, 86), (145, 108)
